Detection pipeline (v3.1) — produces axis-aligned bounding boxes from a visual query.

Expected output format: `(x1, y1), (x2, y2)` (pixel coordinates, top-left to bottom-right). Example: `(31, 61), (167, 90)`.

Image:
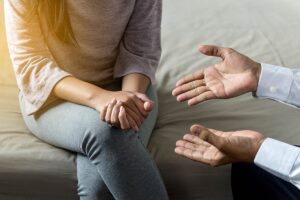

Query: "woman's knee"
(80, 121), (139, 157)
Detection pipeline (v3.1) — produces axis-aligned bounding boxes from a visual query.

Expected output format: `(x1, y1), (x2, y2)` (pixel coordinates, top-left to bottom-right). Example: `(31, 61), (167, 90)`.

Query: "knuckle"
(124, 98), (130, 103)
(196, 96), (203, 102)
(202, 94), (209, 100)
(226, 48), (235, 55)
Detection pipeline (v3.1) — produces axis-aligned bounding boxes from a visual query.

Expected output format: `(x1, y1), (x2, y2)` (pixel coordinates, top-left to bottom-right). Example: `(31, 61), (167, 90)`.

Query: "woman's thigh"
(19, 84), (158, 153)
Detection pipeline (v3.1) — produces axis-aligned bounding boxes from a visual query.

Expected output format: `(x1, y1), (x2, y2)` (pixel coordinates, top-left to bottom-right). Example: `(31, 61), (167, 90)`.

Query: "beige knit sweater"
(4, 0), (162, 115)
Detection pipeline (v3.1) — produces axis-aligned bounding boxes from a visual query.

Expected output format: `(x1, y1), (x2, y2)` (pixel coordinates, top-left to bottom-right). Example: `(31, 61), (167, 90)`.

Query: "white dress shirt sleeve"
(254, 138), (300, 189)
(254, 63), (300, 189)
(255, 63), (300, 108)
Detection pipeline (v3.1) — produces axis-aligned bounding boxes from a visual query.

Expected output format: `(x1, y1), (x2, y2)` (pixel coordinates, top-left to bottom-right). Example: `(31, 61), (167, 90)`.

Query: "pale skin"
(172, 45), (266, 165)
(53, 73), (153, 131)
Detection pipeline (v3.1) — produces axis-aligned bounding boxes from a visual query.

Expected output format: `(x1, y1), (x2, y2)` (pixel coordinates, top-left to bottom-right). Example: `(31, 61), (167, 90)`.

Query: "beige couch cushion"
(0, 85), (78, 199)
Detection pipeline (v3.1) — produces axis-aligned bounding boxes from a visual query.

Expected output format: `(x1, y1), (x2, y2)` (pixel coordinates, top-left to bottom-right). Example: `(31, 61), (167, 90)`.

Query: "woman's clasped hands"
(97, 91), (154, 131)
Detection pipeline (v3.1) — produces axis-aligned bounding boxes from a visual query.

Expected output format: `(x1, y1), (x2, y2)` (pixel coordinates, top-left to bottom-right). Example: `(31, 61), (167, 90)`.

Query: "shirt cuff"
(254, 138), (300, 181)
(255, 63), (293, 101)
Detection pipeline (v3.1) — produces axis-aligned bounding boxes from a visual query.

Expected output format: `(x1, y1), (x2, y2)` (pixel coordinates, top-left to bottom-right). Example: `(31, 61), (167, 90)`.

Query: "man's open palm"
(172, 45), (261, 106)
(175, 124), (265, 166)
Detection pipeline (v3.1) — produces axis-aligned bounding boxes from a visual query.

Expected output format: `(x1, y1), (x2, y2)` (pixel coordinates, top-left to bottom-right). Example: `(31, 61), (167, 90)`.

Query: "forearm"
(53, 76), (108, 112)
(122, 73), (150, 93)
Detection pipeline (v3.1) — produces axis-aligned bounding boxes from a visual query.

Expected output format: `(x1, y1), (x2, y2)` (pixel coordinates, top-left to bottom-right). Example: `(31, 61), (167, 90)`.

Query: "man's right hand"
(172, 45), (261, 106)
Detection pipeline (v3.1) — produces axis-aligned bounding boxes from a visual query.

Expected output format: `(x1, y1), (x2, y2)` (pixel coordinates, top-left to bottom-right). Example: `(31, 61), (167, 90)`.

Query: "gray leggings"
(19, 84), (168, 200)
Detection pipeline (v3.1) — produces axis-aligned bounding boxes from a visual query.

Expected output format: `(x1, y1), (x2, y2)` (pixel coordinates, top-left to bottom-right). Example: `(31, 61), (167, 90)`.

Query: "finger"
(187, 91), (216, 106)
(177, 86), (209, 102)
(110, 101), (121, 127)
(119, 106), (130, 129)
(123, 98), (145, 121)
(182, 134), (211, 147)
(190, 124), (205, 135)
(127, 114), (139, 131)
(172, 80), (206, 97)
(135, 93), (154, 112)
(176, 139), (209, 151)
(208, 128), (228, 137)
(105, 99), (117, 123)
(135, 93), (153, 104)
(198, 45), (234, 60)
(176, 70), (204, 87)
(124, 105), (143, 127)
(131, 95), (148, 117)
(144, 101), (154, 112)
(176, 140), (197, 150)
(191, 124), (229, 138)
(192, 125), (227, 151)
(100, 103), (109, 121)
(174, 147), (212, 165)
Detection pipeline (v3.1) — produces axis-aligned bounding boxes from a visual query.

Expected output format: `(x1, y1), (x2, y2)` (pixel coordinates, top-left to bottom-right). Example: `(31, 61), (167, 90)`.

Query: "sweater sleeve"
(4, 0), (71, 115)
(113, 0), (162, 84)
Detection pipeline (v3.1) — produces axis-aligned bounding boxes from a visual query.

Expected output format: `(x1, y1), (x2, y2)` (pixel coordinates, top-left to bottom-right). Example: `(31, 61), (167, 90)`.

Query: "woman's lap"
(18, 84), (168, 200)
(19, 84), (158, 152)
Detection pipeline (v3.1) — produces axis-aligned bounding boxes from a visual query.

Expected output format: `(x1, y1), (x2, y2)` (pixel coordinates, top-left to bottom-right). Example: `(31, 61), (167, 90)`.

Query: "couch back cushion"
(0, 0), (16, 86)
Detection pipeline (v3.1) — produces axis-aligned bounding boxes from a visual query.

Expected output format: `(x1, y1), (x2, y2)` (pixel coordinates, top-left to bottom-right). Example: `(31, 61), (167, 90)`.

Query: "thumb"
(198, 45), (234, 60)
(190, 124), (226, 150)
(136, 93), (153, 103)
(135, 93), (154, 112)
(144, 101), (154, 112)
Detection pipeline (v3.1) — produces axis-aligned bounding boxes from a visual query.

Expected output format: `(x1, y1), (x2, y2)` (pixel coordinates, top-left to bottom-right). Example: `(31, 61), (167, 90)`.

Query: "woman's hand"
(175, 124), (265, 166)
(100, 99), (132, 130)
(96, 91), (154, 131)
(52, 75), (153, 131)
(172, 45), (261, 106)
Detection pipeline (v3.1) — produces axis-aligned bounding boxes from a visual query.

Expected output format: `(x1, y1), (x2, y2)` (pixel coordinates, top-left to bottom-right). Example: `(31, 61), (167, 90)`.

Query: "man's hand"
(172, 45), (261, 106)
(175, 124), (265, 166)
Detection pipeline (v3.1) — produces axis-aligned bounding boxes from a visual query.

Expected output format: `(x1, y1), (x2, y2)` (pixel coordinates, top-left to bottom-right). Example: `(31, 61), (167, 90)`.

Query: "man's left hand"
(175, 124), (265, 166)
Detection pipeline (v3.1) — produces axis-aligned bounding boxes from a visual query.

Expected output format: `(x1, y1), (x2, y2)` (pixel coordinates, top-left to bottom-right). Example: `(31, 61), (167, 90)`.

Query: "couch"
(2, 0), (300, 199)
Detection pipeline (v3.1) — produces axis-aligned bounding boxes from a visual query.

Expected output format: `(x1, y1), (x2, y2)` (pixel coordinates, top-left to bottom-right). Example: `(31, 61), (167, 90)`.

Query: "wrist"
(122, 73), (150, 93)
(89, 89), (111, 112)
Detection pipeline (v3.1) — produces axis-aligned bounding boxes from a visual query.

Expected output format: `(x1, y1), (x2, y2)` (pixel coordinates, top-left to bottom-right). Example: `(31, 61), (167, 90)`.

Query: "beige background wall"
(0, 0), (16, 86)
